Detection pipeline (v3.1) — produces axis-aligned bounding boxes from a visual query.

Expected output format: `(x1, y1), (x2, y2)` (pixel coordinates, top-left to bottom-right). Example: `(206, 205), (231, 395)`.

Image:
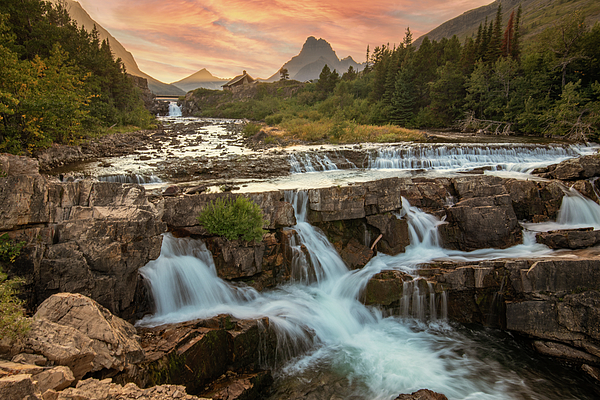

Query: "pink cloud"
(76, 0), (491, 83)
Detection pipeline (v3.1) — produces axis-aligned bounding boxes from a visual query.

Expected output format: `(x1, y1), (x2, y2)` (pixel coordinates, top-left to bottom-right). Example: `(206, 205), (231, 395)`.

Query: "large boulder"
(139, 315), (275, 396)
(440, 194), (522, 251)
(0, 153), (40, 176)
(160, 191), (296, 230)
(394, 389), (449, 400)
(50, 378), (209, 400)
(535, 155), (600, 181)
(308, 185), (366, 222)
(0, 374), (41, 400)
(366, 213), (410, 255)
(24, 293), (144, 380)
(536, 229), (600, 249)
(504, 179), (564, 222)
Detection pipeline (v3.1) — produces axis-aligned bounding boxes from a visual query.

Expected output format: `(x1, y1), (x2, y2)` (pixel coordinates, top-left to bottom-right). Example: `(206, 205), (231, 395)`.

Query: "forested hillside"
(413, 0), (600, 48)
(187, 5), (600, 142)
(0, 0), (153, 155)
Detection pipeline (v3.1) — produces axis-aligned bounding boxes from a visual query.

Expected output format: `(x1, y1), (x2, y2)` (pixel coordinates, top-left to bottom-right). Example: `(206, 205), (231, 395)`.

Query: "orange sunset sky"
(76, 0), (493, 83)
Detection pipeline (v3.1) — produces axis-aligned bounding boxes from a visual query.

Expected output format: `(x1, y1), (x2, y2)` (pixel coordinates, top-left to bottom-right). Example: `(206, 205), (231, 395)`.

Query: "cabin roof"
(223, 70), (254, 87)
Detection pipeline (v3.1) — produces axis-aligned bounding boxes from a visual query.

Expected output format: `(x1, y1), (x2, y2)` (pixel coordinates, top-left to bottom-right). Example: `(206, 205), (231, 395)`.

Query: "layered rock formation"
(3, 151), (600, 394)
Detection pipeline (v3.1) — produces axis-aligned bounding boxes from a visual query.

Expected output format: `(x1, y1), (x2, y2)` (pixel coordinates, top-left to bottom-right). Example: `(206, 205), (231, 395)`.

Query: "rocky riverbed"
(2, 144), (600, 398)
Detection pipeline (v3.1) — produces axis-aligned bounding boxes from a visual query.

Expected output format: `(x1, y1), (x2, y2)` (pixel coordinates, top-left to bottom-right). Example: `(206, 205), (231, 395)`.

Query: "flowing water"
(52, 117), (599, 190)
(138, 192), (600, 399)
(168, 101), (182, 117)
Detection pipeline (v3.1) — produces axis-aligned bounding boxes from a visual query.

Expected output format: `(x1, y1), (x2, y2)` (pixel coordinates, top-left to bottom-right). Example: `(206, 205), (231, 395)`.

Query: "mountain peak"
(267, 36), (363, 82)
(300, 36), (335, 56)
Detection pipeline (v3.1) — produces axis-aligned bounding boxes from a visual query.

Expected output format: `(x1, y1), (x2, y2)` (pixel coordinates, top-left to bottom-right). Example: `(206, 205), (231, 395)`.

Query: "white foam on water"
(137, 192), (593, 399)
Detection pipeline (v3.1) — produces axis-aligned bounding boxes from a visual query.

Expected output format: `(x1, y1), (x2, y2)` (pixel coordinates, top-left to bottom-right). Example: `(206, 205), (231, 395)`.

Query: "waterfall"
(557, 188), (600, 229)
(139, 235), (256, 320)
(368, 143), (595, 173)
(523, 188), (600, 232)
(137, 195), (586, 399)
(97, 174), (162, 185)
(168, 101), (182, 117)
(288, 153), (340, 173)
(284, 191), (348, 283)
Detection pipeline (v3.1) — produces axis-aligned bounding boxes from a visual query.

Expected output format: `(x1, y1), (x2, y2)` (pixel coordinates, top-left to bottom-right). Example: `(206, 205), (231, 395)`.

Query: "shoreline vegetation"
(0, 0), (599, 152)
(183, 5), (600, 145)
(0, 0), (155, 156)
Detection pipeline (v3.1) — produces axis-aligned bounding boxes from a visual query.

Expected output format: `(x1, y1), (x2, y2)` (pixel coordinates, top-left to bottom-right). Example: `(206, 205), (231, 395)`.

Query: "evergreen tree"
(428, 61), (466, 125)
(390, 62), (416, 126)
(478, 17), (491, 60)
(511, 5), (523, 60)
(502, 10), (515, 57)
(460, 37), (477, 75)
(474, 23), (483, 60)
(539, 11), (588, 89)
(486, 4), (503, 63)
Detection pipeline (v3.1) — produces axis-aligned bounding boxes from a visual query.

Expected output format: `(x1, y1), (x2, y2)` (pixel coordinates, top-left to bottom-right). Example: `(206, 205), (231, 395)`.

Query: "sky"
(76, 0), (492, 83)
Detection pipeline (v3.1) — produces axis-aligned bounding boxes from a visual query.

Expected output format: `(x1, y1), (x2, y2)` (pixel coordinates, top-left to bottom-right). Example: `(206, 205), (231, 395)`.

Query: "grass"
(279, 117), (424, 144)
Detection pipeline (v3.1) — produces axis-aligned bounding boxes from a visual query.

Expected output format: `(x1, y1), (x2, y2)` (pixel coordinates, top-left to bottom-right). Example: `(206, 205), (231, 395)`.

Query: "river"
(137, 188), (600, 399)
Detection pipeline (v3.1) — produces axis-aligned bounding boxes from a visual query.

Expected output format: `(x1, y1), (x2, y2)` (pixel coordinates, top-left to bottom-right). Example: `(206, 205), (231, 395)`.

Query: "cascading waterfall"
(97, 174), (163, 185)
(368, 143), (595, 173)
(138, 192), (594, 399)
(168, 101), (182, 117)
(523, 187), (600, 232)
(289, 153), (340, 173)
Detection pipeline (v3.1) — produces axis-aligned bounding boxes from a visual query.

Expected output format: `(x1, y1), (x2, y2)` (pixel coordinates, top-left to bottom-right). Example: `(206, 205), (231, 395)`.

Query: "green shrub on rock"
(197, 196), (268, 242)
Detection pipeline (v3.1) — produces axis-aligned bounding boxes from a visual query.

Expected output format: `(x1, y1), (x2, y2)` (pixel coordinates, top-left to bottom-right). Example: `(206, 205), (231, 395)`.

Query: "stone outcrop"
(535, 154), (600, 181)
(50, 378), (209, 400)
(0, 150), (590, 321)
(536, 228), (600, 249)
(366, 257), (600, 373)
(394, 389), (449, 400)
(1, 154), (166, 319)
(138, 314), (275, 397)
(0, 293), (144, 381)
(440, 194), (522, 251)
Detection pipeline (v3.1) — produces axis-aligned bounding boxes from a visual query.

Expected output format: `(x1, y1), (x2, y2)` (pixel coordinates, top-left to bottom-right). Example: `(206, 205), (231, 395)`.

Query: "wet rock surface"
(137, 314), (275, 397)
(365, 257), (600, 375)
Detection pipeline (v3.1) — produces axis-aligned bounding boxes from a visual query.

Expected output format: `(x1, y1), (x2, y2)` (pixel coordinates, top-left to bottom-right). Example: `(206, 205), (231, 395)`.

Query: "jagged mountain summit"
(267, 36), (364, 82)
(50, 0), (184, 95)
(414, 0), (600, 47)
(171, 68), (229, 92)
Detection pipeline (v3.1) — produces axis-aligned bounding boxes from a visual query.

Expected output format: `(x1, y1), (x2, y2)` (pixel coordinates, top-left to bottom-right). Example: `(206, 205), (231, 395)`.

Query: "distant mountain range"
(266, 37), (364, 82)
(51, 0), (184, 95)
(170, 68), (229, 92)
(57, 0), (600, 96)
(414, 0), (600, 47)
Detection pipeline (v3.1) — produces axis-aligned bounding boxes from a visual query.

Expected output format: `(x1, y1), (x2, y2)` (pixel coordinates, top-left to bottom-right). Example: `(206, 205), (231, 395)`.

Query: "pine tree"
(486, 4), (503, 62)
(390, 63), (415, 126)
(479, 17), (490, 60)
(502, 10), (515, 57)
(474, 23), (483, 60)
(403, 27), (413, 47)
(511, 5), (523, 60)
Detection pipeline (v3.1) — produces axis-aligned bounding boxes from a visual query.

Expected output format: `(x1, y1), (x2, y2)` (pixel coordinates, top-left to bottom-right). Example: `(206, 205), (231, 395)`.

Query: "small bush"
(242, 123), (262, 138)
(197, 196), (268, 242)
(0, 234), (29, 339)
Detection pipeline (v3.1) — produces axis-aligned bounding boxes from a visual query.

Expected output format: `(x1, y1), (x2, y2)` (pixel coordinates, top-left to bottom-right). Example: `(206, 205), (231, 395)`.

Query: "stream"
(137, 190), (600, 399)
(68, 115), (600, 398)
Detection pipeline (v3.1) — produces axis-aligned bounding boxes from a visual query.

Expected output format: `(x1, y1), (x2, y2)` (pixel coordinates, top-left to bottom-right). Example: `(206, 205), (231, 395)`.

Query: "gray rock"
(536, 229), (600, 249)
(440, 194), (522, 251)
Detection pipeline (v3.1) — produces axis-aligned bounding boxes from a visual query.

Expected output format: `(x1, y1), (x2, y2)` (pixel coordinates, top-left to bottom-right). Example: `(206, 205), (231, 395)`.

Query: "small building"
(222, 70), (255, 91)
